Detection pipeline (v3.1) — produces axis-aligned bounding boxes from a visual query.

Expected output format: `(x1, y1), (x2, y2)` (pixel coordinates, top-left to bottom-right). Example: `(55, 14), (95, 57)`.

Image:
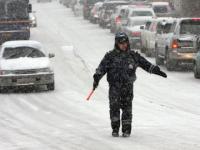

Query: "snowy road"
(0, 1), (200, 150)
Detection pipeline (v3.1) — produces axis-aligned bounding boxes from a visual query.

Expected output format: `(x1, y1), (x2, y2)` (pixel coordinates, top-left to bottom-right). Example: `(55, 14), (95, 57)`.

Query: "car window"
(131, 11), (153, 17)
(180, 20), (200, 35)
(3, 47), (45, 59)
(153, 5), (168, 13)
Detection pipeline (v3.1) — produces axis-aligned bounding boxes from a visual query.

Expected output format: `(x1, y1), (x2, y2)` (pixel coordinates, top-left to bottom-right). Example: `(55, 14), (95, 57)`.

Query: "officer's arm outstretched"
(132, 52), (167, 78)
(93, 53), (110, 90)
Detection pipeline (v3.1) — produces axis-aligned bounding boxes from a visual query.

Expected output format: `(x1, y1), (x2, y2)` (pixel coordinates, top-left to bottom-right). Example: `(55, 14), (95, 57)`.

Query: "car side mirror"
(28, 4), (32, 13)
(140, 26), (144, 30)
(49, 53), (55, 58)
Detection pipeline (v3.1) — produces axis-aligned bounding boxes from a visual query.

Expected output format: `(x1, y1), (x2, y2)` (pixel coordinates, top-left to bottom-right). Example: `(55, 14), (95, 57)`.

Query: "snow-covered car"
(158, 18), (200, 71)
(0, 40), (55, 91)
(29, 12), (37, 27)
(151, 2), (174, 17)
(123, 17), (151, 49)
(193, 46), (200, 79)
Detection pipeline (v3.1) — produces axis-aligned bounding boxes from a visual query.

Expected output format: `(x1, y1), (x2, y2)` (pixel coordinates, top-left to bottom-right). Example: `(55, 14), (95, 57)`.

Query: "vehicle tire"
(47, 82), (55, 91)
(155, 46), (164, 65)
(166, 52), (175, 71)
(194, 62), (200, 79)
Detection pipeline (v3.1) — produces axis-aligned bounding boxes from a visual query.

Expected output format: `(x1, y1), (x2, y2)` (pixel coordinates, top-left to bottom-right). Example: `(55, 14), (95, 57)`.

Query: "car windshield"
(153, 5), (168, 13)
(3, 47), (45, 59)
(0, 0), (29, 19)
(180, 20), (200, 35)
(129, 20), (146, 26)
(131, 11), (153, 17)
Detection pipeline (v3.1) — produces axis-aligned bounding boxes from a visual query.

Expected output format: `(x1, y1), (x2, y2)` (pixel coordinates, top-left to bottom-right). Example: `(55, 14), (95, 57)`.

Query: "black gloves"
(93, 80), (99, 90)
(152, 66), (167, 78)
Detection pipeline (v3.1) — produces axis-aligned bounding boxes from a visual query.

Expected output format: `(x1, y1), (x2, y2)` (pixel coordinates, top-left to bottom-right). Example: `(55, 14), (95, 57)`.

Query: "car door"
(156, 22), (164, 52)
(147, 21), (156, 50)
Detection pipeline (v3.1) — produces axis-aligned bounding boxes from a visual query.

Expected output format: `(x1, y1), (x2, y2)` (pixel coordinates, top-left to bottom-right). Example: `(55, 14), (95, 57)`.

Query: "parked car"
(156, 18), (200, 71)
(123, 17), (151, 49)
(83, 0), (103, 19)
(118, 5), (156, 32)
(0, 40), (55, 91)
(151, 2), (174, 17)
(29, 12), (37, 27)
(193, 42), (200, 78)
(155, 18), (175, 65)
(110, 5), (128, 33)
(145, 17), (174, 57)
(90, 2), (103, 23)
(99, 1), (129, 28)
(140, 19), (153, 53)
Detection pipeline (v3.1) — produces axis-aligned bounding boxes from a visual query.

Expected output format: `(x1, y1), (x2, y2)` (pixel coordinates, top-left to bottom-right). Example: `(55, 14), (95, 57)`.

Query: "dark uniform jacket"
(93, 48), (156, 86)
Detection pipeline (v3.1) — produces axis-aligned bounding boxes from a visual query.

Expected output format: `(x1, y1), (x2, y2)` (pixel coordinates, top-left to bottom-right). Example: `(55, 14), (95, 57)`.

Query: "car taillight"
(132, 32), (141, 37)
(171, 39), (179, 49)
(115, 16), (121, 24)
(192, 18), (200, 21)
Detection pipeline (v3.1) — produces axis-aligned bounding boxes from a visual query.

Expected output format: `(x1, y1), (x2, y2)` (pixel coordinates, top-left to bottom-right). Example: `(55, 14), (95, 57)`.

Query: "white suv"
(156, 18), (200, 71)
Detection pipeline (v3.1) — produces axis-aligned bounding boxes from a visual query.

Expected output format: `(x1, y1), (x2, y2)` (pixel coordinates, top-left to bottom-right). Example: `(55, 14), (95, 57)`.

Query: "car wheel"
(155, 46), (164, 65)
(166, 52), (175, 71)
(47, 82), (55, 91)
(194, 62), (200, 79)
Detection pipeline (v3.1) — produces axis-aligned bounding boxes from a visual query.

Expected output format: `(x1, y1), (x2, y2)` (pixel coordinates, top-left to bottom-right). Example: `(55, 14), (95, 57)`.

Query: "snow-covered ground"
(0, 1), (200, 150)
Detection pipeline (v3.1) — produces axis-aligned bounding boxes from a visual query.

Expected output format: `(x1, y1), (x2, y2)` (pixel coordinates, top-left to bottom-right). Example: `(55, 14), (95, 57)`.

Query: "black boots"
(112, 130), (131, 137)
(122, 131), (130, 137)
(112, 129), (119, 137)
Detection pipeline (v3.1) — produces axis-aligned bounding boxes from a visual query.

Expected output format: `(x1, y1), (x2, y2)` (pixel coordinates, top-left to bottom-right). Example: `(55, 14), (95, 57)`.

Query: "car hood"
(0, 57), (50, 70)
